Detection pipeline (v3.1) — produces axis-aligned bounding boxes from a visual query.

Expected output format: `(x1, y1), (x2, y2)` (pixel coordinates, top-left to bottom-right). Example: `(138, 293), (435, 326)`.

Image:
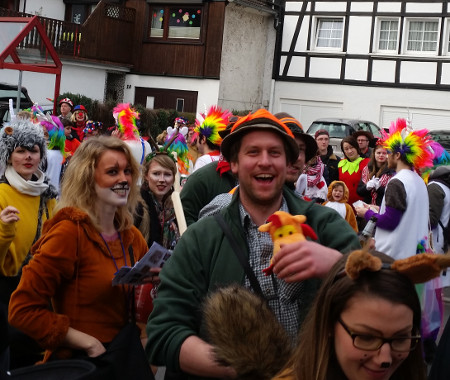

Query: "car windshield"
(0, 88), (30, 104)
(307, 122), (354, 138)
(354, 122), (383, 138)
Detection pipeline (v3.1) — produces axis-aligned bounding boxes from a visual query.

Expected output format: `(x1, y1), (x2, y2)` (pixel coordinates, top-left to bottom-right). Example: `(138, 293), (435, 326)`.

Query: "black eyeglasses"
(338, 319), (420, 352)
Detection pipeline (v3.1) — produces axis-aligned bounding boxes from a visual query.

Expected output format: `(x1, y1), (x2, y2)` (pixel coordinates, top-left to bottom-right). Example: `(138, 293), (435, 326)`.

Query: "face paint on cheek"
(95, 183), (129, 207)
(95, 171), (116, 189)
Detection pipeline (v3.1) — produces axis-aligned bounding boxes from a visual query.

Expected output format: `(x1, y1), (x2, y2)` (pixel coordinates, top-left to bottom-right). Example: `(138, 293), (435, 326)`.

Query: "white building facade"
(273, 0), (450, 130)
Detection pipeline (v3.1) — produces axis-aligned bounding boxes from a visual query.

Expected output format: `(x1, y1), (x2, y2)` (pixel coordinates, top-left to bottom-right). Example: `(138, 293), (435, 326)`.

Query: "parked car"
(428, 130), (450, 154)
(0, 83), (34, 127)
(0, 83), (54, 127)
(306, 118), (383, 156)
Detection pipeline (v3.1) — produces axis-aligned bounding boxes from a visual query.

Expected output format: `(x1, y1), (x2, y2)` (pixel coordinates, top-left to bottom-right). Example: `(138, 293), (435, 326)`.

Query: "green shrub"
(57, 93), (196, 139)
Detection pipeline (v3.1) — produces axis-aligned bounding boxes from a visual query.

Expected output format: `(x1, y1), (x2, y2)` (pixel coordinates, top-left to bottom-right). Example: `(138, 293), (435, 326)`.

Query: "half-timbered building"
(274, 0), (450, 129)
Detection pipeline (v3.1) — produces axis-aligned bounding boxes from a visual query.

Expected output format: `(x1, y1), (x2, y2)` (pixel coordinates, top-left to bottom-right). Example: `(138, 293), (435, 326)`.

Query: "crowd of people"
(0, 99), (450, 380)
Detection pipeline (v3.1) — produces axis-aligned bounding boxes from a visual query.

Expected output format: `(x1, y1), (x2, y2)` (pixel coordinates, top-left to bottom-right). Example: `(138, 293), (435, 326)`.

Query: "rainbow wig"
(421, 141), (450, 183)
(40, 115), (66, 157)
(194, 106), (232, 147)
(165, 127), (190, 175)
(113, 103), (140, 141)
(429, 140), (450, 167)
(30, 104), (44, 122)
(381, 118), (433, 170)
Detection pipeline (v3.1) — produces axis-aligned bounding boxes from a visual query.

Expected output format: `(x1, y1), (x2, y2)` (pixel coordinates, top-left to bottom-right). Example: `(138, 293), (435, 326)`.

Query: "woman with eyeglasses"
(338, 136), (370, 208)
(273, 251), (425, 380)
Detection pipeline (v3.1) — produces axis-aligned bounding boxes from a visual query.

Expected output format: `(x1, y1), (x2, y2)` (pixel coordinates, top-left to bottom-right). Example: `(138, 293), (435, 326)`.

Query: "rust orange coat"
(8, 207), (148, 354)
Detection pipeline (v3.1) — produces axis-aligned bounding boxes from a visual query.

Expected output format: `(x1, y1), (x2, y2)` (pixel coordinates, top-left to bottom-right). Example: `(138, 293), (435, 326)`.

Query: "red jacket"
(64, 138), (81, 156)
(338, 158), (369, 206)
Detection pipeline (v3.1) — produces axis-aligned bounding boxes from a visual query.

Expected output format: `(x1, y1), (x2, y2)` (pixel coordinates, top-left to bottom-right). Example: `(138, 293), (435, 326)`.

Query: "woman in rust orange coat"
(9, 136), (148, 362)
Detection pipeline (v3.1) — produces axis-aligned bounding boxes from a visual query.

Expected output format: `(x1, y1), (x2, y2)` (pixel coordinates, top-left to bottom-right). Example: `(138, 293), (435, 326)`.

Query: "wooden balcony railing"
(0, 7), (82, 57)
(0, 3), (135, 64)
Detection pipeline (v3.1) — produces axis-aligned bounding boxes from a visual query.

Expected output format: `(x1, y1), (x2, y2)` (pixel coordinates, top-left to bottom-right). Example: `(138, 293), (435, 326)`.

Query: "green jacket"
(146, 188), (360, 378)
(180, 161), (237, 226)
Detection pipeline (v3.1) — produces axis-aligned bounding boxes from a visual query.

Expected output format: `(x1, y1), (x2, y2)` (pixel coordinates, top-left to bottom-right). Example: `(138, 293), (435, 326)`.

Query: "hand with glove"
(372, 177), (381, 190)
(366, 176), (380, 190)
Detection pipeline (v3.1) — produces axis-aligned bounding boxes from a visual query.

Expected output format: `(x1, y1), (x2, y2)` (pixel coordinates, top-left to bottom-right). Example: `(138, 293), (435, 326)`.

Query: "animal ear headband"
(144, 125), (180, 164)
(344, 249), (450, 284)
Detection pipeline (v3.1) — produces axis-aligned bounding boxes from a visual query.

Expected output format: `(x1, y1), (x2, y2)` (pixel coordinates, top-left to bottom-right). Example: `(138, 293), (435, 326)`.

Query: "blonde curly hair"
(56, 135), (140, 231)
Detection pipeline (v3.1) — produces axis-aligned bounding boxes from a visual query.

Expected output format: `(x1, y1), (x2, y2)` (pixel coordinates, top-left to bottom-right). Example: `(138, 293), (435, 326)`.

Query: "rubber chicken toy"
(259, 211), (318, 275)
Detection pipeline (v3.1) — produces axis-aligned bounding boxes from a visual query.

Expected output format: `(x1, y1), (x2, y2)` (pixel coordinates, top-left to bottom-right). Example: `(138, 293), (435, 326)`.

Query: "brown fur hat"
(203, 285), (292, 379)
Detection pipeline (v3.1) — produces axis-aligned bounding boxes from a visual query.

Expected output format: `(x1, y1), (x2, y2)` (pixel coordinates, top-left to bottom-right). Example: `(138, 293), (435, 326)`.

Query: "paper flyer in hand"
(112, 242), (172, 286)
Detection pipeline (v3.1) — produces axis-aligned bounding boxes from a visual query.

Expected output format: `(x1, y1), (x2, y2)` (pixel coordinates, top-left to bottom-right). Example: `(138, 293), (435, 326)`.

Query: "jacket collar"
(40, 207), (136, 259)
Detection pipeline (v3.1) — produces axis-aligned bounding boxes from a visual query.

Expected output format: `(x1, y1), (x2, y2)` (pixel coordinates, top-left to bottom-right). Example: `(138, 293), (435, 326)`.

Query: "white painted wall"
(218, 3), (276, 111)
(0, 60), (118, 105)
(272, 81), (450, 131)
(0, 69), (57, 106)
(347, 17), (372, 54)
(58, 61), (110, 100)
(0, 66), (219, 115)
(20, 0), (65, 20)
(124, 74), (220, 115)
(377, 2), (401, 12)
(315, 1), (346, 12)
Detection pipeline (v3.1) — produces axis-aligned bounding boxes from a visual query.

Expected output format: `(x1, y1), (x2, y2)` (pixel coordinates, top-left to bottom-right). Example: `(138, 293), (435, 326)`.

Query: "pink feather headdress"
(113, 103), (140, 141)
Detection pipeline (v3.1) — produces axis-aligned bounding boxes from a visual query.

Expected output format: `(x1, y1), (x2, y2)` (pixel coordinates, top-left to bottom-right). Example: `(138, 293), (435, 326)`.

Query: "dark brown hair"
(285, 251), (425, 380)
(340, 136), (361, 160)
(368, 145), (388, 178)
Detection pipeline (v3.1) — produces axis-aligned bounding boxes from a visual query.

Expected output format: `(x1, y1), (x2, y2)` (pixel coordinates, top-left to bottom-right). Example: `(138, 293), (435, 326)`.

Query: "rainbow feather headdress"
(42, 116), (66, 156)
(421, 140), (450, 183)
(381, 118), (433, 170)
(165, 126), (190, 175)
(33, 104), (66, 157)
(194, 106), (232, 147)
(429, 140), (450, 167)
(113, 103), (140, 141)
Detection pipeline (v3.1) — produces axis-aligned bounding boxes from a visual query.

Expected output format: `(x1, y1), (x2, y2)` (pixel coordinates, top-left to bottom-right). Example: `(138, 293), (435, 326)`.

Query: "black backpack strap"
(214, 213), (265, 299)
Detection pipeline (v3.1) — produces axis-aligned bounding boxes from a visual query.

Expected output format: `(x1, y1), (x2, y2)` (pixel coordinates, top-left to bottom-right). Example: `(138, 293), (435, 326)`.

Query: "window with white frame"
(377, 19), (399, 51)
(405, 19), (439, 53)
(315, 18), (344, 49)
